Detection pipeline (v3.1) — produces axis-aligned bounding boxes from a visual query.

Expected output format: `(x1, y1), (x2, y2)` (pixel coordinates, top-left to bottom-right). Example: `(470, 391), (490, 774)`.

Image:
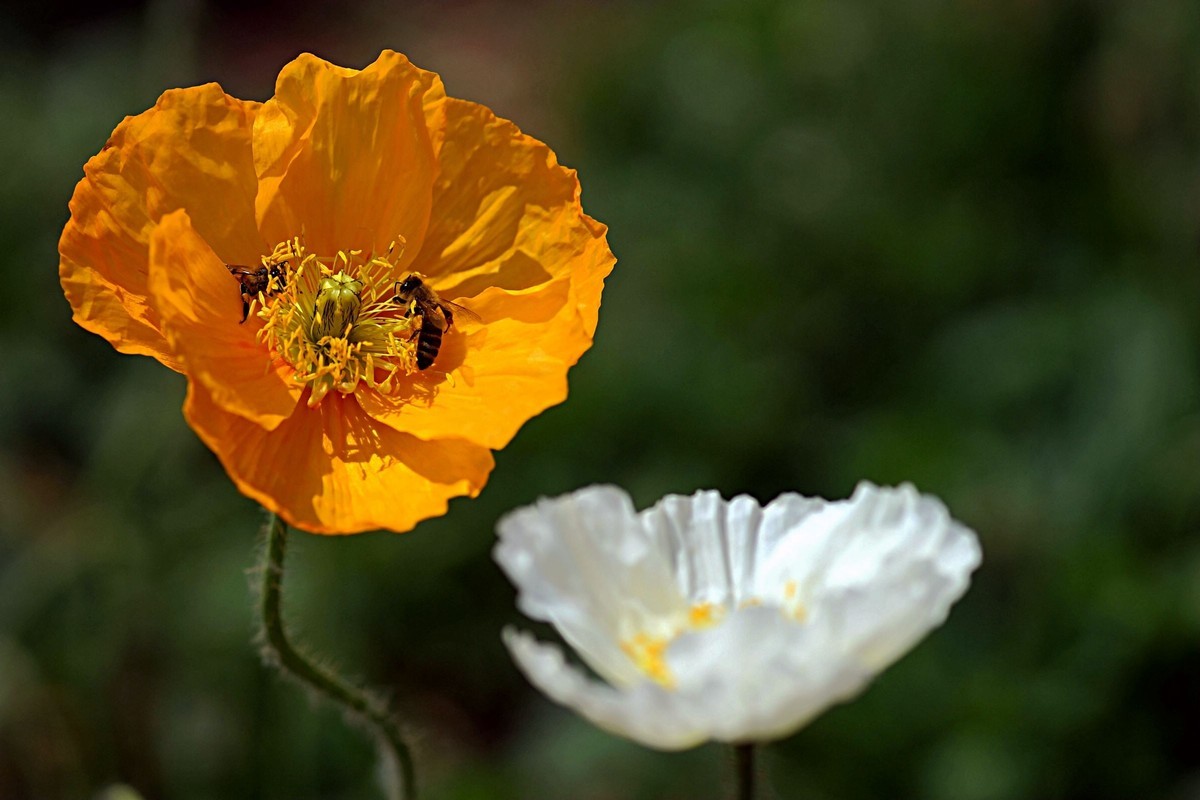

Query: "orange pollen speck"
(620, 633), (674, 688)
(621, 604), (727, 689)
(688, 602), (723, 628)
(783, 580), (808, 620)
(252, 238), (420, 406)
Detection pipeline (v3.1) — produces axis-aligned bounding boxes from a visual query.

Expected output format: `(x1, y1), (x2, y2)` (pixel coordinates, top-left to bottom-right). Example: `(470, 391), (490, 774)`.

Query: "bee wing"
(226, 264), (260, 277)
(441, 298), (483, 324)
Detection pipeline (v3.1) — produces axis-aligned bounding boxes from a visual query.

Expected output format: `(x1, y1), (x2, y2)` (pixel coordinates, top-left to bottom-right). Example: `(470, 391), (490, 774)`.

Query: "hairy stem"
(258, 513), (416, 799)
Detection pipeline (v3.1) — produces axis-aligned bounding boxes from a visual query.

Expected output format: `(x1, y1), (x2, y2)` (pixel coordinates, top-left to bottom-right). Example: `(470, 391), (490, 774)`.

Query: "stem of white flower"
(257, 512), (417, 799)
(733, 743), (756, 800)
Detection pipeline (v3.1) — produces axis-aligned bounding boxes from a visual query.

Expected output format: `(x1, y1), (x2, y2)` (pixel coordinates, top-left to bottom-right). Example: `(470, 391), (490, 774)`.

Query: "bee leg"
(239, 296), (251, 323)
(442, 306), (454, 328)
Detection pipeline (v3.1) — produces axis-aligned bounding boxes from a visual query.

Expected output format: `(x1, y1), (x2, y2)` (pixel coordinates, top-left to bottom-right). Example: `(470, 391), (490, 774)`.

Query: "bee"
(393, 274), (481, 370)
(226, 261), (289, 322)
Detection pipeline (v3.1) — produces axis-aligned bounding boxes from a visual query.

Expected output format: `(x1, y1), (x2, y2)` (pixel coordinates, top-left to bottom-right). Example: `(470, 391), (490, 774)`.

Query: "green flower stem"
(258, 512), (416, 799)
(733, 743), (756, 800)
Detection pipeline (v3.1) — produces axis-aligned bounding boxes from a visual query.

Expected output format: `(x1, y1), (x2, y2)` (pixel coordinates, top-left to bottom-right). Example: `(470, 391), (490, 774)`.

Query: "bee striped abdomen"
(415, 317), (443, 369)
(393, 273), (478, 371)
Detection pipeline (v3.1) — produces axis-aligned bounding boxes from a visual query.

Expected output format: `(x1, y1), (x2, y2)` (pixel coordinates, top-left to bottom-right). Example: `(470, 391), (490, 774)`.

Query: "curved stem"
(258, 513), (416, 799)
(733, 743), (756, 800)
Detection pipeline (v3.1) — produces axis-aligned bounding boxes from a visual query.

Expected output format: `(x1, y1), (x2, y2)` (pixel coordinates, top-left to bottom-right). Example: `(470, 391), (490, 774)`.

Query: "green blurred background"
(2, 0), (1199, 797)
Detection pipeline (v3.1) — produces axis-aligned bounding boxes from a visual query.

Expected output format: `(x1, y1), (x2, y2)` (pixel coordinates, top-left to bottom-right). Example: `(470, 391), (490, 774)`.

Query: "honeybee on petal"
(226, 260), (289, 322)
(393, 274), (481, 370)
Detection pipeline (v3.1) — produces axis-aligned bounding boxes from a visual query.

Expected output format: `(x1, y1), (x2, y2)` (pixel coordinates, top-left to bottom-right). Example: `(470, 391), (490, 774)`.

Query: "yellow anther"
(252, 238), (419, 404)
(620, 633), (674, 688)
(688, 602), (723, 628)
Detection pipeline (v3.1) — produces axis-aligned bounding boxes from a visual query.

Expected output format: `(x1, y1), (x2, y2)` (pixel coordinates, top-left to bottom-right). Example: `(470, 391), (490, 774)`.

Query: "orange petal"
(184, 380), (494, 534)
(359, 98), (615, 448)
(414, 98), (612, 340)
(253, 51), (445, 262)
(412, 98), (609, 298)
(358, 270), (602, 449)
(147, 210), (302, 430)
(59, 84), (264, 368)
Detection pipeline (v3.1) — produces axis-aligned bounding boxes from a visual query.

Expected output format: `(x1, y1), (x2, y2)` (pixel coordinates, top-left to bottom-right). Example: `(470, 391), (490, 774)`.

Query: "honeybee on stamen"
(226, 260), (289, 322)
(393, 274), (481, 370)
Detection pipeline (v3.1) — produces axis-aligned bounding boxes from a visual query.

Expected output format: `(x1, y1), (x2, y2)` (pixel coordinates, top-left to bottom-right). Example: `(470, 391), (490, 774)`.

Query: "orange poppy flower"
(59, 51), (615, 534)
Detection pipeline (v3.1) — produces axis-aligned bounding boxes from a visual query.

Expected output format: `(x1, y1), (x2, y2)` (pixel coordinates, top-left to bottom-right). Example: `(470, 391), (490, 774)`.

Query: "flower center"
(620, 602), (726, 689)
(252, 238), (421, 406)
(621, 633), (673, 687)
(618, 591), (809, 689)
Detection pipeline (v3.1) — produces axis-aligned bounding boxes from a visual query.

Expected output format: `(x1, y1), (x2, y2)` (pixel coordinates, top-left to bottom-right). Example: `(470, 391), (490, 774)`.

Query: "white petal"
(496, 482), (981, 749)
(760, 482), (981, 671)
(642, 490), (829, 607)
(503, 628), (708, 751)
(666, 606), (872, 743)
(494, 486), (687, 686)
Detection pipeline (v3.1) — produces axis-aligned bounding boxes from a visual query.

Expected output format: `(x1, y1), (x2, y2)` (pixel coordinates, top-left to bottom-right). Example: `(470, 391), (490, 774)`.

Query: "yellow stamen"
(782, 580), (808, 620)
(621, 592), (808, 689)
(253, 238), (421, 405)
(620, 603), (726, 688)
(688, 602), (723, 628)
(620, 633), (674, 688)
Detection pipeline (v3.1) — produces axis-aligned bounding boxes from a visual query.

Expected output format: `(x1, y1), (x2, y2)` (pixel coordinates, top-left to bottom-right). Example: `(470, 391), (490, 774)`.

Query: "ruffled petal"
(184, 381), (493, 534)
(639, 491), (834, 608)
(665, 606), (872, 743)
(59, 83), (263, 368)
(146, 210), (301, 429)
(358, 98), (615, 448)
(497, 483), (980, 748)
(495, 486), (685, 686)
(757, 482), (981, 671)
(503, 629), (707, 751)
(253, 50), (445, 260)
(412, 98), (607, 296)
(356, 272), (600, 448)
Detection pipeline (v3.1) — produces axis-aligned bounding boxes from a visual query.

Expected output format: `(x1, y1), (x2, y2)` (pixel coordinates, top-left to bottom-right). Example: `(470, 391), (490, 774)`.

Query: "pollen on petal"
(687, 602), (723, 628)
(620, 633), (675, 689)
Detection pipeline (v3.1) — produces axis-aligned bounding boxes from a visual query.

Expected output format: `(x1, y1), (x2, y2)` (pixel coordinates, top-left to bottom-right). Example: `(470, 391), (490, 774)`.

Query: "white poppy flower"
(494, 482), (981, 750)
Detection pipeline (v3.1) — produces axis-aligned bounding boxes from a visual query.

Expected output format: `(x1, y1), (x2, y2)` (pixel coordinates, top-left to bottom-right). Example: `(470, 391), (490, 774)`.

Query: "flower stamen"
(254, 238), (420, 405)
(621, 633), (674, 688)
(620, 602), (728, 688)
(688, 602), (723, 628)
